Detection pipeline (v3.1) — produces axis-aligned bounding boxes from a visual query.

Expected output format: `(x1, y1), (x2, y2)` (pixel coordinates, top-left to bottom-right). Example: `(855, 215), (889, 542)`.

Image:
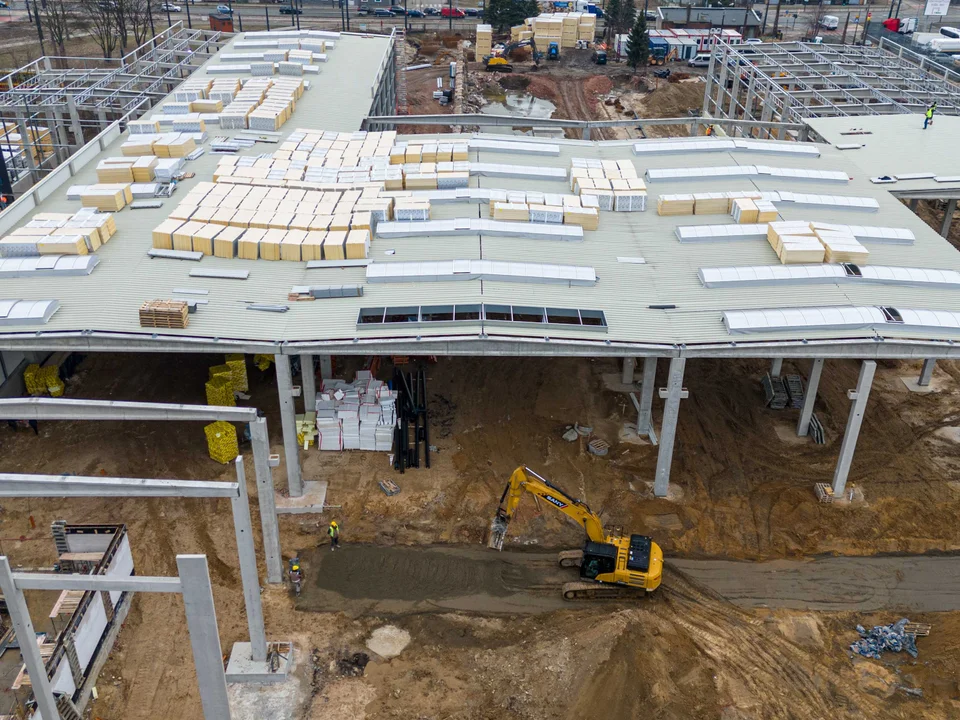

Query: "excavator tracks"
(557, 550), (583, 568)
(561, 581), (648, 601)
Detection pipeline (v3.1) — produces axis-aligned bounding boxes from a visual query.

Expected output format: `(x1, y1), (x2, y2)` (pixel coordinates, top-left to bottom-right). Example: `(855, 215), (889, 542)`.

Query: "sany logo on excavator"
(543, 494), (568, 509)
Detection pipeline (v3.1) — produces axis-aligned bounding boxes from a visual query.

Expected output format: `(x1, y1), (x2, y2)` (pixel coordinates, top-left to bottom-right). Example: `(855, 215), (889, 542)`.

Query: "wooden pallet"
(139, 300), (189, 329)
(904, 623), (932, 637)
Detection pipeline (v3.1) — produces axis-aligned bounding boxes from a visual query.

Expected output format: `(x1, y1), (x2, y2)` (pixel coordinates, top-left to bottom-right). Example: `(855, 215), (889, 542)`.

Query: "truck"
(820, 15), (839, 30)
(930, 36), (960, 52)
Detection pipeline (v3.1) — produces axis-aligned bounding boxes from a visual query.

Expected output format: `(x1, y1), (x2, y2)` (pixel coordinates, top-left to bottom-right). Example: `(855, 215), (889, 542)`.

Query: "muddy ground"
(0, 353), (959, 718)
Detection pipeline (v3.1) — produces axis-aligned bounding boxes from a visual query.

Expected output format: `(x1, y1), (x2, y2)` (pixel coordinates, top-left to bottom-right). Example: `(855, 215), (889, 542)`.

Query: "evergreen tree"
(605, 0), (622, 42)
(486, 0), (539, 32)
(625, 13), (648, 71)
(617, 0), (636, 37)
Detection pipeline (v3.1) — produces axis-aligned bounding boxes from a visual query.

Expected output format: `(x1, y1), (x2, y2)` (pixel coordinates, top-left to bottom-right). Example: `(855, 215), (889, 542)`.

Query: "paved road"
(673, 555), (960, 612)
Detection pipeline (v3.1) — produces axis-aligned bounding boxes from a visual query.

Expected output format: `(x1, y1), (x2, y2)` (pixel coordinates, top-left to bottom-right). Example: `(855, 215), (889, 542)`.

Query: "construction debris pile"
(315, 370), (397, 452)
(850, 619), (920, 660)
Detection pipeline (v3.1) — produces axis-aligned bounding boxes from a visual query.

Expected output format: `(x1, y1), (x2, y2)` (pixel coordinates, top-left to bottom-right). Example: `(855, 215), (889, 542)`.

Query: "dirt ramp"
(297, 545), (569, 616)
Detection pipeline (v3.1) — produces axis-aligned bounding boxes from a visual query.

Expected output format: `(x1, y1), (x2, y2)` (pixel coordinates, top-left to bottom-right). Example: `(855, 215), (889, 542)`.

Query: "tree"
(115, 0), (130, 52)
(39, 0), (80, 59)
(625, 13), (648, 71)
(86, 0), (120, 58)
(485, 0), (539, 33)
(127, 0), (156, 47)
(605, 0), (622, 42)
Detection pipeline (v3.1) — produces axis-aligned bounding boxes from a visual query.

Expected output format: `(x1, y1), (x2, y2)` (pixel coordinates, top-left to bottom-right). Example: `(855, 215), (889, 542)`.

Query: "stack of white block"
(316, 372), (398, 453)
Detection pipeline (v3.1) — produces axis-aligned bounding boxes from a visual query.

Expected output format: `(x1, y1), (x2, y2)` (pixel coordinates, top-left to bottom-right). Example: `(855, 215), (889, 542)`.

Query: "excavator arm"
(488, 466), (605, 549)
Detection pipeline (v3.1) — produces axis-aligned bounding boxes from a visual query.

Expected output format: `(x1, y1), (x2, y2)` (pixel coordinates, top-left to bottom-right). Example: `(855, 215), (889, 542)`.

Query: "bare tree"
(127, 0), (155, 47)
(114, 0), (130, 52)
(40, 0), (80, 59)
(84, 0), (121, 58)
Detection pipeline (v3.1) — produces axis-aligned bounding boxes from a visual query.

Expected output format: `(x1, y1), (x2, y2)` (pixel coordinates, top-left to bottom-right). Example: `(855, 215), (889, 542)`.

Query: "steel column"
(941, 199), (956, 238)
(919, 358), (936, 386)
(230, 458), (267, 663)
(638, 356), (657, 439)
(274, 354), (303, 497)
(177, 555), (232, 720)
(0, 557), (60, 720)
(300, 353), (316, 413)
(770, 358), (783, 377)
(797, 358), (824, 437)
(654, 358), (686, 497)
(621, 357), (636, 385)
(832, 360), (876, 497)
(250, 418), (282, 584)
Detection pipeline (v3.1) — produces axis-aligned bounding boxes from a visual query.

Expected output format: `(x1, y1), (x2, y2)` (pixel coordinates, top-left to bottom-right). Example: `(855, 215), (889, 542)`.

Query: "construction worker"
(924, 104), (935, 130)
(328, 520), (340, 551)
(705, 124), (715, 136)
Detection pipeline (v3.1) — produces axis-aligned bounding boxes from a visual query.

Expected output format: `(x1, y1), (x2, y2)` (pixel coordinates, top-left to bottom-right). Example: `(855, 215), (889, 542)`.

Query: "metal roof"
(0, 35), (957, 356)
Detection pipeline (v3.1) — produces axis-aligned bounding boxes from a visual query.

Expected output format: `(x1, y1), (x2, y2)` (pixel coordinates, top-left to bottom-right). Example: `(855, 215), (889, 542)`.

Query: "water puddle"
(480, 91), (562, 136)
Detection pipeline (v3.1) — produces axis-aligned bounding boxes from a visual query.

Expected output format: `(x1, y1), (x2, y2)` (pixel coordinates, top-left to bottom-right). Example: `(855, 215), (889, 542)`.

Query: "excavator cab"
(580, 541), (617, 579)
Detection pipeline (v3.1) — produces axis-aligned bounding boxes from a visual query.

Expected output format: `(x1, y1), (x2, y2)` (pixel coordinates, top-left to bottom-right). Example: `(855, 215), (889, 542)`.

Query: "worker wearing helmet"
(328, 520), (340, 551)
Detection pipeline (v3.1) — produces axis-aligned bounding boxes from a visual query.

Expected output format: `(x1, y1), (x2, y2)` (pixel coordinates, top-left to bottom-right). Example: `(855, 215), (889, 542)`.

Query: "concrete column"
(637, 357), (657, 439)
(318, 354), (332, 379)
(177, 555), (231, 720)
(909, 198), (919, 211)
(230, 458), (267, 663)
(831, 360), (876, 497)
(582, 125), (591, 141)
(941, 199), (956, 239)
(300, 354), (316, 413)
(654, 358), (686, 498)
(770, 358), (783, 377)
(67, 97), (84, 148)
(0, 557), (60, 720)
(45, 109), (67, 164)
(274, 354), (303, 497)
(15, 115), (39, 183)
(919, 358), (936, 387)
(621, 357), (636, 385)
(797, 358), (824, 437)
(250, 417), (282, 584)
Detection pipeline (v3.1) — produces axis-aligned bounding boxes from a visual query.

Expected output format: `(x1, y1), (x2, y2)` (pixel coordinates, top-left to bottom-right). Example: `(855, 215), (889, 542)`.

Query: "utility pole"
(772, 0), (782, 39)
(448, 0), (452, 30)
(32, 0), (44, 55)
(841, 11), (850, 43)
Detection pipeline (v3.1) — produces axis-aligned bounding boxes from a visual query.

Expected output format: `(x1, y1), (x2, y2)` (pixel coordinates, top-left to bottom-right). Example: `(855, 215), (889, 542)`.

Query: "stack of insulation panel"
(204, 421), (239, 464)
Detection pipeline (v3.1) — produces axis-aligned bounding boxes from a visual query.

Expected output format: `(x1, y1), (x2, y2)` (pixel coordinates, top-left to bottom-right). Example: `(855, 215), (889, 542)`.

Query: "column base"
(226, 641), (293, 684)
(275, 481), (329, 514)
(899, 376), (944, 393)
(602, 372), (638, 393)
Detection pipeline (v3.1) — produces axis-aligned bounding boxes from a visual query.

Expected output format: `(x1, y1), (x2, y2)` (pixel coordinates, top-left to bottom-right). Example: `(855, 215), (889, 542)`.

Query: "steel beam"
(654, 358), (686, 497)
(832, 360), (876, 497)
(638, 357), (657, 440)
(0, 397), (257, 422)
(274, 354), (303, 497)
(300, 354), (316, 414)
(250, 417), (282, 584)
(797, 358), (824, 437)
(919, 358), (936, 386)
(178, 555), (232, 720)
(230, 458), (267, 663)
(0, 474), (238, 498)
(0, 557), (61, 720)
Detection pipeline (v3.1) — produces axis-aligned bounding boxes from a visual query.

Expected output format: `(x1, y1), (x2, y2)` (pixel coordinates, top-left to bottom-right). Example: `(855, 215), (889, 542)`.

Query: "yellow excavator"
(487, 466), (663, 599)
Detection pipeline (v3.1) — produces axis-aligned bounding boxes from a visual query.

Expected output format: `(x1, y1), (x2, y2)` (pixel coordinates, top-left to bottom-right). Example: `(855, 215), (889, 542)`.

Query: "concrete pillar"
(231, 458), (267, 663)
(637, 357), (657, 439)
(96, 108), (108, 130)
(300, 354), (316, 413)
(45, 109), (67, 164)
(177, 555), (231, 720)
(15, 115), (39, 183)
(831, 360), (876, 497)
(318, 354), (332, 379)
(941, 199), (956, 238)
(250, 417), (282, 584)
(621, 357), (636, 385)
(909, 198), (919, 211)
(919, 358), (936, 387)
(274, 354), (303, 497)
(0, 557), (60, 720)
(797, 358), (824, 437)
(583, 125), (591, 141)
(654, 358), (686, 497)
(770, 358), (783, 377)
(67, 96), (84, 148)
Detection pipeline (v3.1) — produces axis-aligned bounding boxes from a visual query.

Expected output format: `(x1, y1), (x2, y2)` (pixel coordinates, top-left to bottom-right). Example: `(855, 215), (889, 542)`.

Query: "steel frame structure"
(0, 554), (232, 720)
(0, 397), (285, 582)
(703, 40), (960, 139)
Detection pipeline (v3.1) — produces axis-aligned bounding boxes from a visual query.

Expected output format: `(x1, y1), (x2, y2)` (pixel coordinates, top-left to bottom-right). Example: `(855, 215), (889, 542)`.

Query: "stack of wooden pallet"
(139, 300), (189, 329)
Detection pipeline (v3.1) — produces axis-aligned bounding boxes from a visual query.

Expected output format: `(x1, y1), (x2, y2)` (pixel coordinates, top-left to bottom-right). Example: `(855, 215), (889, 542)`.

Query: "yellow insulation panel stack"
(204, 421), (239, 464)
(225, 354), (249, 392)
(205, 375), (236, 407)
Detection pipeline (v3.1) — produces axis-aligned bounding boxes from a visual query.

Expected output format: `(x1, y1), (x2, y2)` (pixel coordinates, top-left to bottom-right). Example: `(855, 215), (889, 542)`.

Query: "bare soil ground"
(0, 353), (959, 718)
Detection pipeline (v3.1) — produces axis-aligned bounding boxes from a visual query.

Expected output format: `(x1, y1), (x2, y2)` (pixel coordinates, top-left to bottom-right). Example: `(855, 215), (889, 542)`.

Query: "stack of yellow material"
(253, 354), (274, 371)
(345, 229), (370, 259)
(778, 236), (826, 264)
(301, 231), (324, 260)
(510, 25), (523, 41)
(693, 193), (728, 215)
(731, 198), (759, 224)
(173, 221), (204, 251)
(160, 134), (197, 158)
(816, 230), (870, 264)
(190, 99), (223, 113)
(767, 221), (816, 253)
(23, 364), (43, 395)
(204, 421), (239, 464)
(96, 159), (136, 183)
(121, 135), (157, 156)
(238, 227), (265, 259)
(561, 14), (578, 48)
(80, 184), (131, 212)
(323, 230), (347, 260)
(36, 234), (87, 255)
(191, 224), (221, 256)
(754, 199), (778, 223)
(259, 229), (285, 260)
(224, 354), (249, 392)
(563, 206), (599, 230)
(209, 364), (233, 388)
(296, 412), (318, 449)
(132, 156), (158, 181)
(476, 24), (493, 61)
(280, 230), (306, 261)
(39, 365), (63, 396)
(579, 13), (596, 41)
(213, 226), (244, 258)
(657, 194), (695, 216)
(205, 375), (235, 407)
(493, 202), (531, 221)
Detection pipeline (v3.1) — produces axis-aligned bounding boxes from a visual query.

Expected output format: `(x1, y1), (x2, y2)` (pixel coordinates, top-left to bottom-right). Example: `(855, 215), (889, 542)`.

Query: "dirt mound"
(638, 80), (704, 119)
(583, 75), (613, 96)
(524, 75), (560, 103)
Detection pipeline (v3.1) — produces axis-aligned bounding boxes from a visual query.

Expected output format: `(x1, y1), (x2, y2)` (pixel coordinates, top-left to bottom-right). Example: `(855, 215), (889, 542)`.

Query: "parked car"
(423, 6), (439, 14)
(0, 2), (9, 7)
(440, 6), (464, 17)
(373, 7), (395, 16)
(744, 37), (763, 44)
(389, 4), (406, 13)
(357, 5), (371, 13)
(407, 8), (424, 17)
(279, 5), (302, 13)
(688, 52), (711, 67)
(160, 2), (181, 11)
(216, 3), (232, 14)
(464, 7), (480, 15)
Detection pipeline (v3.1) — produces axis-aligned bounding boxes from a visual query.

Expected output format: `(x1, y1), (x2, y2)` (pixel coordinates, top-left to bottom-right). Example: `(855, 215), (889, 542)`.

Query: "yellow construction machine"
(488, 466), (663, 599)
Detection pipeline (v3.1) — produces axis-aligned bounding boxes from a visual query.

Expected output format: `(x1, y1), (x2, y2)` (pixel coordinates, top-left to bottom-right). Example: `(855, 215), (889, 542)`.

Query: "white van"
(940, 26), (960, 38)
(688, 53), (712, 67)
(820, 15), (839, 30)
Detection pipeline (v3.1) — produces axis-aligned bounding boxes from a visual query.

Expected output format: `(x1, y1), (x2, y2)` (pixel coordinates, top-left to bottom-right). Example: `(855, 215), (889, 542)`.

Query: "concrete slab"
(275, 481), (328, 514)
(601, 372), (637, 394)
(226, 641), (293, 684)
(899, 374), (949, 393)
(228, 644), (301, 720)
(773, 421), (813, 445)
